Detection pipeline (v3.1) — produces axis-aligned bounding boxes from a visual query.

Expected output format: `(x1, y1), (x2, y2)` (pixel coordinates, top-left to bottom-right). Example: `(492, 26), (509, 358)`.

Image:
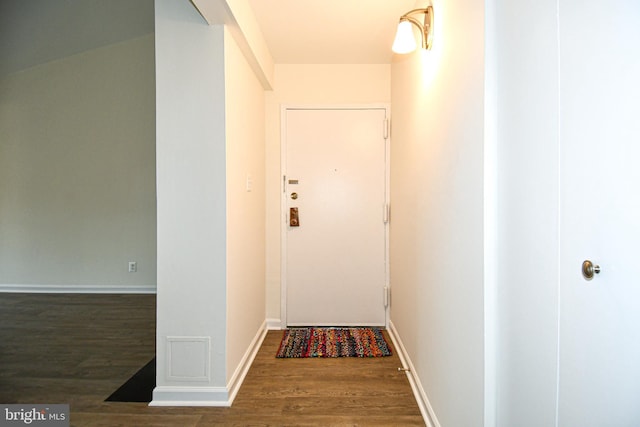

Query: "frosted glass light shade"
(392, 20), (417, 54)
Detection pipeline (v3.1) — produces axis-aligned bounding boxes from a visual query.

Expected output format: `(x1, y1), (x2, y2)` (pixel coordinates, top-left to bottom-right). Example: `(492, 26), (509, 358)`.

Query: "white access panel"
(283, 108), (388, 326)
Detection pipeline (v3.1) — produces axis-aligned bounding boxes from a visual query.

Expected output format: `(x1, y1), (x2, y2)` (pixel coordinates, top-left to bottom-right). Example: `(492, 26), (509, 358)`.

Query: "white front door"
(558, 1), (640, 425)
(282, 107), (388, 326)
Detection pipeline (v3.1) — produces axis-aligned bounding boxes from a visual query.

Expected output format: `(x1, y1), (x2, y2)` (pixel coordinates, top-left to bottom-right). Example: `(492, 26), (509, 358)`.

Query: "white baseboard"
(0, 284), (156, 294)
(388, 321), (441, 427)
(227, 320), (268, 405)
(149, 386), (230, 406)
(150, 320), (268, 407)
(266, 318), (282, 330)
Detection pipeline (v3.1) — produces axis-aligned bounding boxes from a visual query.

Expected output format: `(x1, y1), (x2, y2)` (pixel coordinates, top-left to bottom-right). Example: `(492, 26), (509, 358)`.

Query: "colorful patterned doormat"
(276, 327), (392, 358)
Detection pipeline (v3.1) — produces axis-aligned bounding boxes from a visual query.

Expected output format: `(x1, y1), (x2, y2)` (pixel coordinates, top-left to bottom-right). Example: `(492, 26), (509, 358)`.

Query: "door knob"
(582, 260), (601, 280)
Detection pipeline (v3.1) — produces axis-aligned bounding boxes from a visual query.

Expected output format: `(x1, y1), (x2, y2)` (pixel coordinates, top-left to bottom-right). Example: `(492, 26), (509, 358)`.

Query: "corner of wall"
(388, 321), (440, 427)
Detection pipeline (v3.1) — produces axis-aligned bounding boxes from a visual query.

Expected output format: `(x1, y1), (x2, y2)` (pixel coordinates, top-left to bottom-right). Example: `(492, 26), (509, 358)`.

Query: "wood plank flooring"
(0, 293), (424, 426)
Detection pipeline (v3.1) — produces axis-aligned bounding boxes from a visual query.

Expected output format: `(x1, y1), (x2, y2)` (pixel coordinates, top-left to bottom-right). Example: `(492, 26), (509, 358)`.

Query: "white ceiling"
(0, 0), (416, 78)
(246, 0), (418, 64)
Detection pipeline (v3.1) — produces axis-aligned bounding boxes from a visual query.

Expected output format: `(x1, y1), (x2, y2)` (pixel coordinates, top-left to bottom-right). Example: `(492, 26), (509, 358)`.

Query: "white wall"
(154, 0), (228, 403)
(264, 64), (391, 323)
(389, 0), (485, 425)
(486, 0), (561, 425)
(224, 27), (266, 383)
(0, 35), (156, 291)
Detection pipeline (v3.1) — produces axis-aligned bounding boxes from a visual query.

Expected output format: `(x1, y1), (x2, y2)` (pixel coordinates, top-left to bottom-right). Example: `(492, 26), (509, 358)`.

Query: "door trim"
(279, 104), (391, 328)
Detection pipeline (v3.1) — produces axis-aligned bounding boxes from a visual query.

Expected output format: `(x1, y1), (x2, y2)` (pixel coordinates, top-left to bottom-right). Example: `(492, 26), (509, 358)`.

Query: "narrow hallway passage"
(0, 294), (424, 425)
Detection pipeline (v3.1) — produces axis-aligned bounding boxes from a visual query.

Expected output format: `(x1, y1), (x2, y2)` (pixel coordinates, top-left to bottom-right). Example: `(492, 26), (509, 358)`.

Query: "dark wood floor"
(0, 293), (424, 426)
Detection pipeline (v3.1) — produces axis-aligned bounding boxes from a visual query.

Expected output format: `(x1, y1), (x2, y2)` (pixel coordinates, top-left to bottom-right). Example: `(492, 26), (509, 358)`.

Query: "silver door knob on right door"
(582, 260), (601, 280)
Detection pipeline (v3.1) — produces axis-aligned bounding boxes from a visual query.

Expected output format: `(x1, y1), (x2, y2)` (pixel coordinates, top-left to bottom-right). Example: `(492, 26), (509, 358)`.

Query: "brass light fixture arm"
(399, 6), (434, 50)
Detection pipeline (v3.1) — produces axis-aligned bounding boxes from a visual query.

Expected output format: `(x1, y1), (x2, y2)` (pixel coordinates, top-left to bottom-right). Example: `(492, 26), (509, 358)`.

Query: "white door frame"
(279, 104), (391, 329)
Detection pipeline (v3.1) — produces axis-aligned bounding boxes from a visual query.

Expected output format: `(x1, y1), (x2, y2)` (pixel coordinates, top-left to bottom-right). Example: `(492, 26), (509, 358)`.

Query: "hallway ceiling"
(246, 0), (418, 64)
(1, 0), (418, 77)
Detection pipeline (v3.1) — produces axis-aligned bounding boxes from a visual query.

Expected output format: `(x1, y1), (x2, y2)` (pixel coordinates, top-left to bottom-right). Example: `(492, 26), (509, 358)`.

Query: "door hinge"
(383, 203), (390, 224)
(383, 118), (389, 140)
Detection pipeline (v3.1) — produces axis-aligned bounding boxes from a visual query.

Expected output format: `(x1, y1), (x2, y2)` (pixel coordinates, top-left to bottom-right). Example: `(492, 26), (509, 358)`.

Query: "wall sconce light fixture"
(392, 5), (434, 54)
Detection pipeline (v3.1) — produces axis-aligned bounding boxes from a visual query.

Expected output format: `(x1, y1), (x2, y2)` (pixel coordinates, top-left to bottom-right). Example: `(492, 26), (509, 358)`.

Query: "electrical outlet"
(128, 261), (137, 273)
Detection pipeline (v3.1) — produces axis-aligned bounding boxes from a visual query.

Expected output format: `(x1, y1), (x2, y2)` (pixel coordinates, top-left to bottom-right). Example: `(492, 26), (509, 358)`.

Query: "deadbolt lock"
(291, 192), (298, 200)
(290, 207), (300, 227)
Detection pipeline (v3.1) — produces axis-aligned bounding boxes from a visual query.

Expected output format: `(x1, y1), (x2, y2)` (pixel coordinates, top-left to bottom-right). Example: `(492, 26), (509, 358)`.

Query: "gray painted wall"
(0, 2), (156, 291)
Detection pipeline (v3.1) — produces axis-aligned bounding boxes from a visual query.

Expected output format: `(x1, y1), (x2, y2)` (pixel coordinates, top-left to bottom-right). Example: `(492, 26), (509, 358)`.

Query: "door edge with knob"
(581, 260), (600, 280)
